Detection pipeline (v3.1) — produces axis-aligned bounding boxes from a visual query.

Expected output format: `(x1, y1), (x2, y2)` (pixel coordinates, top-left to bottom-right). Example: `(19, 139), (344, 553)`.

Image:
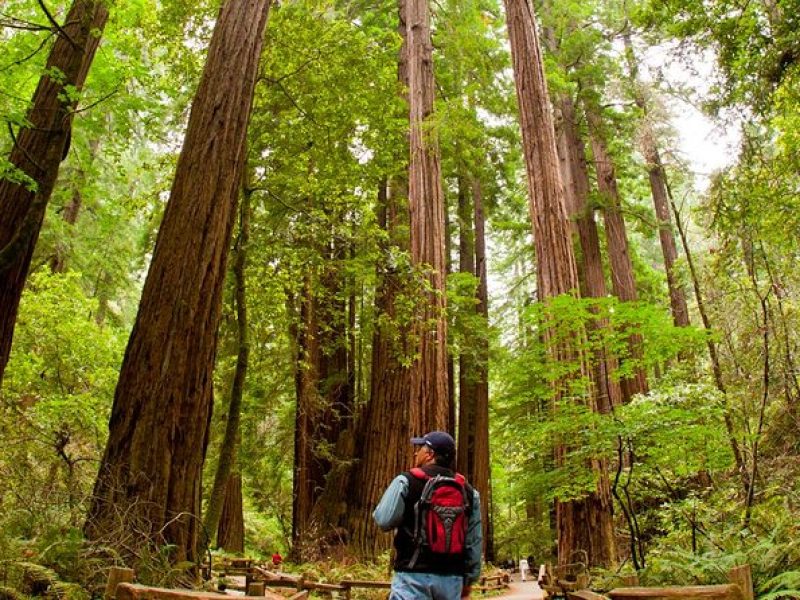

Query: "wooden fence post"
(104, 567), (135, 600)
(247, 582), (266, 596)
(728, 565), (754, 600)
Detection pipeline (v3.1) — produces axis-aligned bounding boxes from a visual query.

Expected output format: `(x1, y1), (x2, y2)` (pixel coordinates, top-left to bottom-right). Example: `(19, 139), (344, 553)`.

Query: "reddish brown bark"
(216, 472), (245, 554)
(407, 0), (449, 433)
(346, 180), (413, 557)
(585, 103), (648, 402)
(84, 0), (271, 564)
(503, 0), (616, 568)
(0, 0), (108, 384)
(345, 5), (414, 556)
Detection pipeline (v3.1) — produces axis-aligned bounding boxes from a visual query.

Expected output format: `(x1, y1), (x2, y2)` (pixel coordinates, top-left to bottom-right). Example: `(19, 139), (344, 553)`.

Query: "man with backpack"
(373, 431), (482, 599)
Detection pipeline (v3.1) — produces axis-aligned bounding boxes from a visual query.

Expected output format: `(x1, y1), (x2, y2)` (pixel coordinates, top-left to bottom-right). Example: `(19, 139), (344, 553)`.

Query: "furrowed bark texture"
(346, 5), (413, 557)
(407, 0), (449, 433)
(347, 181), (413, 557)
(503, 0), (616, 568)
(84, 0), (271, 564)
(585, 104), (648, 402)
(0, 0), (108, 384)
(216, 472), (245, 554)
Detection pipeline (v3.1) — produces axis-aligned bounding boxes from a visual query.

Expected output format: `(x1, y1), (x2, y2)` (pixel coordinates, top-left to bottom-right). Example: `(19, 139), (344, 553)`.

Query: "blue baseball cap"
(411, 431), (456, 455)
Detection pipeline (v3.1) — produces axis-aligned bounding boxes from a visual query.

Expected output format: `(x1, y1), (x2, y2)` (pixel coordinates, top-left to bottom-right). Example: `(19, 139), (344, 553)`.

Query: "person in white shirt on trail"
(519, 558), (529, 582)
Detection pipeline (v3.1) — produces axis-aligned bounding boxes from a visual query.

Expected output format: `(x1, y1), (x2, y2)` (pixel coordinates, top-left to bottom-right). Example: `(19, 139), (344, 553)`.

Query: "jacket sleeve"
(464, 488), (483, 584)
(372, 474), (409, 531)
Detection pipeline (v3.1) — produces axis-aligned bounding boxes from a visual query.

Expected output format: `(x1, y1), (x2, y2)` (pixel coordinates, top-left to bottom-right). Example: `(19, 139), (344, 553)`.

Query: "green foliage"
(1, 271), (125, 539)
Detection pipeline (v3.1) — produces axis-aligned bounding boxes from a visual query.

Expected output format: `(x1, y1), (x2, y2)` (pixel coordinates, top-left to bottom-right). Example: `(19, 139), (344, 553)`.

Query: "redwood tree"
(346, 181), (414, 556)
(0, 0), (108, 385)
(503, 0), (616, 567)
(345, 2), (415, 555)
(585, 100), (648, 402)
(84, 0), (271, 564)
(407, 0), (449, 432)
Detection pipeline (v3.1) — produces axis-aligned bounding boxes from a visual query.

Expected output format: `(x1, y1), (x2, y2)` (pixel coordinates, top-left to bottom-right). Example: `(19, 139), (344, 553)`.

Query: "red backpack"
(408, 468), (471, 566)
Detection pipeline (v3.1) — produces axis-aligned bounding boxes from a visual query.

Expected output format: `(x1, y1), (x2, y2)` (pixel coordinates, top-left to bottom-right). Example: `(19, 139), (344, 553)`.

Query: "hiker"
(373, 431), (482, 600)
(519, 557), (529, 582)
(271, 551), (283, 570)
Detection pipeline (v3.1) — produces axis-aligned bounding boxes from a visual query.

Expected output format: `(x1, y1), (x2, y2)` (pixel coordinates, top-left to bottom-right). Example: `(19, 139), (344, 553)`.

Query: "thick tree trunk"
(345, 5), (413, 556)
(585, 103), (648, 402)
(346, 181), (413, 557)
(623, 35), (690, 328)
(407, 0), (449, 433)
(84, 0), (271, 565)
(0, 0), (108, 384)
(216, 472), (245, 554)
(203, 187), (251, 549)
(503, 0), (616, 568)
(471, 178), (492, 560)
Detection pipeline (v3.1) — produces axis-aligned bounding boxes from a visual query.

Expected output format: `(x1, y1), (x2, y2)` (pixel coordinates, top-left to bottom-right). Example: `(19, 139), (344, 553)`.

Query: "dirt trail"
(497, 573), (546, 600)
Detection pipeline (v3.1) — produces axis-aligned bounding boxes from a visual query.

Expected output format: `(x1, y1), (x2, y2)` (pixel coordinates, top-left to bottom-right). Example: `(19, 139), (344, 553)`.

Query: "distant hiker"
(271, 551), (283, 570)
(519, 557), (529, 582)
(374, 431), (482, 599)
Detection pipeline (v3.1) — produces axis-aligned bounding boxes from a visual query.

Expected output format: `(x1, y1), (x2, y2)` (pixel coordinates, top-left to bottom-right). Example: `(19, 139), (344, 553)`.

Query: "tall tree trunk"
(216, 472), (245, 554)
(346, 180), (413, 557)
(553, 91), (623, 412)
(0, 0), (108, 384)
(407, 0), (449, 433)
(203, 185), (252, 549)
(471, 177), (492, 561)
(291, 273), (321, 552)
(585, 102), (648, 402)
(623, 35), (690, 328)
(345, 4), (413, 556)
(84, 0), (271, 564)
(540, 10), (622, 413)
(502, 0), (616, 568)
(457, 176), (478, 477)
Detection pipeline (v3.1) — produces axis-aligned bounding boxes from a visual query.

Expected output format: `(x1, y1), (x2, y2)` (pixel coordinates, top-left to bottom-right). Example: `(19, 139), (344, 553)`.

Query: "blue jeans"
(390, 572), (464, 600)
